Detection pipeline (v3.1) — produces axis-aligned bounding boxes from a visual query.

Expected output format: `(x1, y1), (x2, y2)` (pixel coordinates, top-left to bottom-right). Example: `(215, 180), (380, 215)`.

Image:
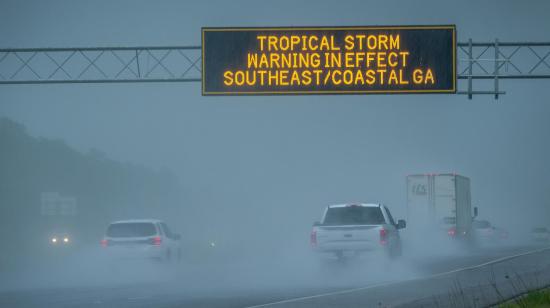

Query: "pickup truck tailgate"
(316, 225), (381, 251)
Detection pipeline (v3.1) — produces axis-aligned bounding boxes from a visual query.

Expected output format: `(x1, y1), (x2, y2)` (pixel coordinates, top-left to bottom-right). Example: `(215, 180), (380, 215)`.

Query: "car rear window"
(106, 222), (157, 237)
(323, 206), (385, 225)
(533, 227), (548, 233)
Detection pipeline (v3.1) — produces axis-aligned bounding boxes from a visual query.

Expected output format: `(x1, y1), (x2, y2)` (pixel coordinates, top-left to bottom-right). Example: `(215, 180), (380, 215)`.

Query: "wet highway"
(2, 244), (549, 307)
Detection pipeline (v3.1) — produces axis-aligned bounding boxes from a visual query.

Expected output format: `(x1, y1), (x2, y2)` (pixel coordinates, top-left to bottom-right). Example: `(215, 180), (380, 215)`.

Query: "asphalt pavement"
(1, 244), (550, 307)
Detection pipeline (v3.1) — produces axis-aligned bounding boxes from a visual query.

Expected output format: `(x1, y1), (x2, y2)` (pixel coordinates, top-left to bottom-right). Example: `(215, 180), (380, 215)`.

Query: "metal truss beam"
(1, 40), (549, 99)
(0, 46), (201, 84)
(457, 40), (550, 99)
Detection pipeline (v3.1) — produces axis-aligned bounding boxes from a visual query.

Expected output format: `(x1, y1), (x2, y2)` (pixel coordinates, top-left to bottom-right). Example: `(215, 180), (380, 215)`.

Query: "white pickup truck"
(310, 203), (406, 259)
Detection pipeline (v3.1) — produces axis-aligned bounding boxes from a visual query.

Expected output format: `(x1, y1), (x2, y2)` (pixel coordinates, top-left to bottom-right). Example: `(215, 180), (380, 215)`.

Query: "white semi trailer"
(406, 174), (477, 241)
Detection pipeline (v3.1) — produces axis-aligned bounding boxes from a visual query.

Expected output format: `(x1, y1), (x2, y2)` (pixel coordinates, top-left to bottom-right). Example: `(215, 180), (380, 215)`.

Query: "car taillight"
(100, 239), (109, 247)
(448, 227), (456, 237)
(379, 228), (387, 245)
(151, 236), (162, 246)
(310, 230), (317, 246)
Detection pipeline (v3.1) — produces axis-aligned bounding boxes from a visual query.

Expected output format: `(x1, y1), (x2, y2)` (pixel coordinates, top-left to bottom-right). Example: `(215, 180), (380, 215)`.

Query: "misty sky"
(1, 0), (549, 234)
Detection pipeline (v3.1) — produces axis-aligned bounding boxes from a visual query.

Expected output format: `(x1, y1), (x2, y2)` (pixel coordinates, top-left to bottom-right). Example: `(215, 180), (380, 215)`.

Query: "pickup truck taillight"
(379, 228), (387, 245)
(151, 236), (162, 246)
(310, 230), (317, 246)
(100, 239), (109, 247)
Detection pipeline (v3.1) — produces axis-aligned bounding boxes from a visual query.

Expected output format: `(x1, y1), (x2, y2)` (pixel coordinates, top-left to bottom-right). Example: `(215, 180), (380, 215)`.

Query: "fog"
(1, 0), (550, 307)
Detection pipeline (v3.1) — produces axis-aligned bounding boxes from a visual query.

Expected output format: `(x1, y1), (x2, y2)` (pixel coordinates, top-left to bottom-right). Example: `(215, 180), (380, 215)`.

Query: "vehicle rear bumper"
(313, 241), (381, 252)
(102, 245), (165, 260)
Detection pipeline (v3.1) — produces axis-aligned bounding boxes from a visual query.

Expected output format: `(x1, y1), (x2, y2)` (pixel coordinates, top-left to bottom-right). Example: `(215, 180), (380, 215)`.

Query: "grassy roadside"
(499, 288), (550, 308)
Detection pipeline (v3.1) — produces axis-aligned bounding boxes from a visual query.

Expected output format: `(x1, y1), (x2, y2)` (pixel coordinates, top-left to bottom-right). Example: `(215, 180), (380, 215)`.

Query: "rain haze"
(1, 0), (550, 307)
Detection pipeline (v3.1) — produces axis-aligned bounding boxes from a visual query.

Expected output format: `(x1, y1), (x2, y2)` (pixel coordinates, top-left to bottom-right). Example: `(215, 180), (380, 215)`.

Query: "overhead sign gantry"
(1, 25), (549, 99)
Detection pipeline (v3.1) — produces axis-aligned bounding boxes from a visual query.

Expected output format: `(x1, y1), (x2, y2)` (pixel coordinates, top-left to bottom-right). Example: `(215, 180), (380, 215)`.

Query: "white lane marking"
(245, 280), (401, 308)
(428, 246), (550, 278)
(245, 246), (550, 308)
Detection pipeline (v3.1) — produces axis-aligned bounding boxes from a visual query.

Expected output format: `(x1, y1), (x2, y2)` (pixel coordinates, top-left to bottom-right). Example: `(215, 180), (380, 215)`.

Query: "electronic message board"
(202, 25), (456, 95)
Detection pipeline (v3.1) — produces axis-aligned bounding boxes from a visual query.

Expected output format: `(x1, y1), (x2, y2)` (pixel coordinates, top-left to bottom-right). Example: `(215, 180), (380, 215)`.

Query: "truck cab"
(311, 203), (405, 260)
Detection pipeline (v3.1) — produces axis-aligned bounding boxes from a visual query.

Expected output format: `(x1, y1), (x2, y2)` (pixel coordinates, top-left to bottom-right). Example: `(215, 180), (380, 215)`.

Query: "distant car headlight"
(63, 237), (69, 243)
(51, 237), (57, 243)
